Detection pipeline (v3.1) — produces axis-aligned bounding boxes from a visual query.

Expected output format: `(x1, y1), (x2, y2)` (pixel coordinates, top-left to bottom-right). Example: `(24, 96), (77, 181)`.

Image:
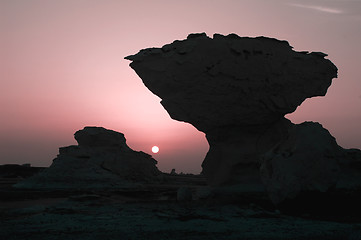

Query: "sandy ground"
(1, 178), (361, 240)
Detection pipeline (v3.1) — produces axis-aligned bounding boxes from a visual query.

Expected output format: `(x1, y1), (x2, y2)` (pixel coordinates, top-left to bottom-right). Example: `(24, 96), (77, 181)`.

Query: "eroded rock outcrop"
(260, 122), (342, 204)
(125, 33), (338, 186)
(16, 127), (160, 189)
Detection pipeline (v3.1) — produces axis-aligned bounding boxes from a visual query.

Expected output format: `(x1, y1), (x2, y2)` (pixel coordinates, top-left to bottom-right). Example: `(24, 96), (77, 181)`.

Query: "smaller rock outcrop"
(260, 122), (342, 204)
(15, 127), (160, 189)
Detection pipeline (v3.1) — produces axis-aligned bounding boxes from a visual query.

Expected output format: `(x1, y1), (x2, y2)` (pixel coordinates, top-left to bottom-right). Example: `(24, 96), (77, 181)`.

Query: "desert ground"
(1, 165), (361, 240)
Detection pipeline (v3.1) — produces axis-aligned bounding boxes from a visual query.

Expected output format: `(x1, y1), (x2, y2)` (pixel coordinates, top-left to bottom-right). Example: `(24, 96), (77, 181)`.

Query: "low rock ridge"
(15, 127), (161, 189)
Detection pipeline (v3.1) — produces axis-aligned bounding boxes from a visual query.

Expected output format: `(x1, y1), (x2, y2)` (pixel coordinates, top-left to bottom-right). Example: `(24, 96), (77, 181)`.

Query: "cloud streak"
(288, 3), (344, 14)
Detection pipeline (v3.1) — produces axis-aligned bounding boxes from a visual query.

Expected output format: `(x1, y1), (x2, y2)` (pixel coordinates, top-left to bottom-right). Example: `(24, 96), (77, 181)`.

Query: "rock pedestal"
(202, 118), (292, 186)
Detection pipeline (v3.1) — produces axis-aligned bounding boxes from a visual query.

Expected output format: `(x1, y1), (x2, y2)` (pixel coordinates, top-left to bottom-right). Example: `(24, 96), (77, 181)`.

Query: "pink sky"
(1, 0), (361, 173)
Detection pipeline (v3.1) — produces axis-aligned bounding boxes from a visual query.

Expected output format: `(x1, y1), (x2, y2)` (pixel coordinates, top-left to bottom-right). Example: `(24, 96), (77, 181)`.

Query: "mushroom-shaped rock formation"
(15, 127), (160, 189)
(125, 33), (338, 187)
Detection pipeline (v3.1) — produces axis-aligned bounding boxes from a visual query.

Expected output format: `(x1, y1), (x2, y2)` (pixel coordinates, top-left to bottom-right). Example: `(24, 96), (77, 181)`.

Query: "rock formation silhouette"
(125, 33), (336, 182)
(126, 33), (361, 204)
(16, 127), (160, 189)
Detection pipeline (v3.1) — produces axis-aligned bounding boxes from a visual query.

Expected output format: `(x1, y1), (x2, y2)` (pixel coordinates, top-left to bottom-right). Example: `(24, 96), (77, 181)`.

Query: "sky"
(1, 0), (361, 174)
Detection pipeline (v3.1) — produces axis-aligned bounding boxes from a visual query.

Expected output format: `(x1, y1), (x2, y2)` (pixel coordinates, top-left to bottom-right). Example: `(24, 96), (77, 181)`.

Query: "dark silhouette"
(126, 33), (361, 204)
(15, 126), (160, 189)
(1, 34), (361, 240)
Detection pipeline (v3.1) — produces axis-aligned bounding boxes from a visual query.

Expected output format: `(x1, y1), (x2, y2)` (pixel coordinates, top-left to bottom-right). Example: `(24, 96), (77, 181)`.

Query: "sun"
(151, 146), (159, 153)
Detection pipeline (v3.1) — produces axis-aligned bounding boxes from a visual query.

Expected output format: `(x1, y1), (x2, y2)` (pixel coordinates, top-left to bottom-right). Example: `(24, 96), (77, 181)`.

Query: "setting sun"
(151, 146), (159, 153)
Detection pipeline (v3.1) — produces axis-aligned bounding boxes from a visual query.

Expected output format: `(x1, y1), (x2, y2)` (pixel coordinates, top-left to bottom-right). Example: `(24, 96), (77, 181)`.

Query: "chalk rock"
(74, 126), (130, 149)
(125, 33), (336, 131)
(260, 122), (342, 204)
(126, 33), (337, 186)
(170, 168), (176, 175)
(15, 127), (160, 189)
(202, 118), (293, 186)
